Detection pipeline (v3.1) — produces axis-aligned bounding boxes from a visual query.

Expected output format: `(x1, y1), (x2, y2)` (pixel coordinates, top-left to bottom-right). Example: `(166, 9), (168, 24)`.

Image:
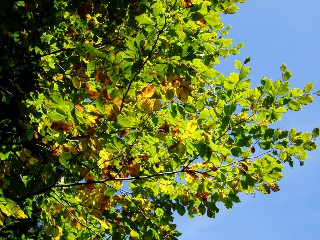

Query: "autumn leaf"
(95, 71), (112, 84)
(182, 0), (193, 9)
(128, 163), (140, 177)
(140, 85), (155, 99)
(51, 121), (70, 132)
(102, 89), (112, 101)
(158, 123), (170, 133)
(75, 104), (84, 112)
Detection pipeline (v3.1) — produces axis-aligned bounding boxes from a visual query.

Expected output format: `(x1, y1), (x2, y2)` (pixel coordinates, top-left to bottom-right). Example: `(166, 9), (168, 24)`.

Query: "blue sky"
(175, 0), (320, 239)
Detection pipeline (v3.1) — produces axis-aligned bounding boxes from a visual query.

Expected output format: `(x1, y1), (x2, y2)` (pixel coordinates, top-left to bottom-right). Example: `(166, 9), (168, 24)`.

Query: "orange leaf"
(75, 104), (84, 112)
(84, 172), (94, 182)
(140, 85), (155, 99)
(87, 90), (100, 99)
(171, 126), (180, 136)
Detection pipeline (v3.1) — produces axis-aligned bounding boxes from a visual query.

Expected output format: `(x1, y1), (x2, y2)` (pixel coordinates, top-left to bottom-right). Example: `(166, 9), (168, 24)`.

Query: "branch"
(54, 169), (182, 188)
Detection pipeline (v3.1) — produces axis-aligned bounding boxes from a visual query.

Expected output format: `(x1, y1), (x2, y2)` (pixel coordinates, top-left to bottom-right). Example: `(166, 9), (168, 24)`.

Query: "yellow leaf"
(7, 203), (27, 219)
(53, 225), (63, 240)
(113, 96), (123, 107)
(0, 203), (10, 216)
(103, 104), (113, 114)
(99, 149), (112, 160)
(72, 76), (81, 89)
(97, 218), (111, 229)
(53, 74), (64, 81)
(0, 212), (5, 226)
(52, 204), (62, 214)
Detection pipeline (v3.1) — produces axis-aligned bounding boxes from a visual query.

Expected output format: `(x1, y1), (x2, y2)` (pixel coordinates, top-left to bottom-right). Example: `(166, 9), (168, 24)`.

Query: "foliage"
(0, 0), (318, 239)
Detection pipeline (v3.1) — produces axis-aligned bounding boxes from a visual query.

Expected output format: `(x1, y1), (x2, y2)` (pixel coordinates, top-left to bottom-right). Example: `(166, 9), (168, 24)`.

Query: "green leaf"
(280, 64), (287, 73)
(231, 147), (242, 157)
(288, 100), (302, 111)
(104, 188), (116, 197)
(304, 82), (314, 93)
(283, 70), (292, 81)
(312, 128), (319, 138)
(239, 66), (250, 79)
(289, 128), (296, 141)
(136, 14), (154, 25)
(259, 140), (273, 150)
(117, 116), (134, 128)
(185, 104), (197, 113)
(244, 57), (251, 64)
(234, 60), (242, 70)
(298, 95), (313, 105)
(176, 204), (186, 216)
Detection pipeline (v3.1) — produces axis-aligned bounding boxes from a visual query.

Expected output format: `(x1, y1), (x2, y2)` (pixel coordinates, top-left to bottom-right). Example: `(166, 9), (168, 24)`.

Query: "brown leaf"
(102, 89), (112, 101)
(137, 154), (149, 160)
(158, 123), (170, 133)
(73, 63), (82, 70)
(51, 121), (70, 132)
(95, 71), (112, 84)
(128, 163), (140, 177)
(119, 129), (130, 137)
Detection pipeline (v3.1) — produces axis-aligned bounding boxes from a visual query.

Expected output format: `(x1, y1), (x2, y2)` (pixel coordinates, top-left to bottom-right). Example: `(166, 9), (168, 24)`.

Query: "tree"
(0, 0), (319, 239)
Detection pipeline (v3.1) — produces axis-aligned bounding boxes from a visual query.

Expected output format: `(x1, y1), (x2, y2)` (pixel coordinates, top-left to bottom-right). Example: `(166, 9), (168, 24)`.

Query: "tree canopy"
(0, 0), (319, 239)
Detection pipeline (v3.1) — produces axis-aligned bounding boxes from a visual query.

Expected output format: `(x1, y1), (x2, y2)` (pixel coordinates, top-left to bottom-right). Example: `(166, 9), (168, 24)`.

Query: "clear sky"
(175, 0), (320, 239)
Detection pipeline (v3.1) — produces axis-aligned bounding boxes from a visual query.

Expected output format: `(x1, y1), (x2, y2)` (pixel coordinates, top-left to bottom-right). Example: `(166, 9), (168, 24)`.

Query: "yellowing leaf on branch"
(113, 96), (123, 107)
(7, 203), (27, 219)
(72, 77), (81, 89)
(141, 99), (153, 114)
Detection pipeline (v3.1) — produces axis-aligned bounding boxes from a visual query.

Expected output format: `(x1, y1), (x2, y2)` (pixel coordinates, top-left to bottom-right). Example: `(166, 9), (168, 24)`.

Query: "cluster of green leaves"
(0, 0), (318, 239)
